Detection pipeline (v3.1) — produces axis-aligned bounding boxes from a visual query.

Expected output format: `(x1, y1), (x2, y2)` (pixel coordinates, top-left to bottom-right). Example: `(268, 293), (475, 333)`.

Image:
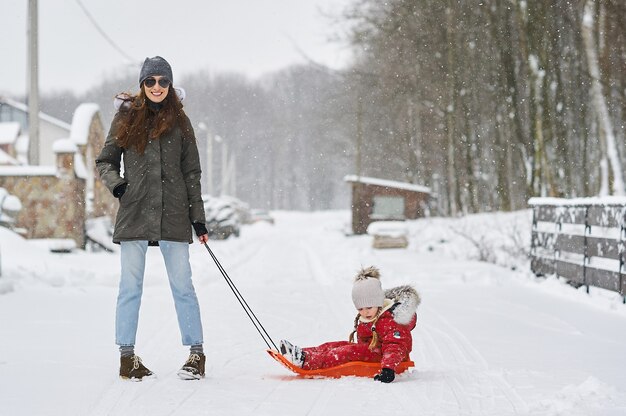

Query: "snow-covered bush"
(406, 210), (533, 270)
(0, 187), (22, 229)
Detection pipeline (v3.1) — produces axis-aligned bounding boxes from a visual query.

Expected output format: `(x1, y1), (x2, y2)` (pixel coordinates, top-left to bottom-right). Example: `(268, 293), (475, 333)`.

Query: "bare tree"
(582, 0), (625, 196)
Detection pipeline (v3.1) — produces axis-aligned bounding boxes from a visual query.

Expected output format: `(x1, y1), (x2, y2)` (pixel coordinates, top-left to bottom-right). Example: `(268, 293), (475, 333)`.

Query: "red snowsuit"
(301, 293), (418, 372)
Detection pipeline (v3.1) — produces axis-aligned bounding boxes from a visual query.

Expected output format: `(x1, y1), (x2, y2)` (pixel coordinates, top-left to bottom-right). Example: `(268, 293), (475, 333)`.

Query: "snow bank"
(530, 377), (619, 416)
(367, 220), (408, 237)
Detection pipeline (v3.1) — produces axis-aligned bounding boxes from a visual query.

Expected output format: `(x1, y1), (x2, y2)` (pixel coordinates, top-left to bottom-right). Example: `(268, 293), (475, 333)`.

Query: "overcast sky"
(2, 0), (354, 96)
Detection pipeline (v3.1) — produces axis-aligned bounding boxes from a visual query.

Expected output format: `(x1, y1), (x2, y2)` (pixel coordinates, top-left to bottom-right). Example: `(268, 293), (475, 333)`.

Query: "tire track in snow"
(418, 308), (494, 415)
(299, 238), (354, 326)
(426, 309), (529, 415)
(248, 379), (286, 414)
(420, 321), (492, 415)
(432, 310), (529, 414)
(300, 240), (334, 287)
(426, 325), (499, 414)
(413, 325), (448, 412)
(193, 234), (266, 282)
(302, 383), (335, 416)
(390, 380), (434, 416)
(86, 377), (161, 416)
(251, 377), (328, 415)
(86, 290), (196, 415)
(418, 321), (478, 414)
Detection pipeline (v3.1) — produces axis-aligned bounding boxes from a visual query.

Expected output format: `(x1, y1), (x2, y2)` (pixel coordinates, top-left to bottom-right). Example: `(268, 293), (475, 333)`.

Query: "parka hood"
(384, 285), (421, 325)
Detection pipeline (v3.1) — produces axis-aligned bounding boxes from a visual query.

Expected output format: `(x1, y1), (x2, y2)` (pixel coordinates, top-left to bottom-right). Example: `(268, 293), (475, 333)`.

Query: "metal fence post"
(621, 208), (625, 304)
(584, 205), (590, 294)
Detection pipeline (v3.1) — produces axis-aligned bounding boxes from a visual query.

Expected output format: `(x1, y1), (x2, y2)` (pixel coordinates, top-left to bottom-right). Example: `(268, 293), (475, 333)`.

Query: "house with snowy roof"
(344, 175), (432, 235)
(0, 98), (116, 249)
(0, 97), (73, 166)
(0, 122), (21, 165)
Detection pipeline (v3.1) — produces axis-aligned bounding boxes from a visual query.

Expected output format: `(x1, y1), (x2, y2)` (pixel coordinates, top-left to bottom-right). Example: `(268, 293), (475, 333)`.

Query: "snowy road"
(1, 211), (625, 415)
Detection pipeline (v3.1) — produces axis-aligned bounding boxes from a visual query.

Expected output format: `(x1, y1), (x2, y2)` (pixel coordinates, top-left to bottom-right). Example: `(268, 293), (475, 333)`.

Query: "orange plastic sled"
(267, 349), (414, 379)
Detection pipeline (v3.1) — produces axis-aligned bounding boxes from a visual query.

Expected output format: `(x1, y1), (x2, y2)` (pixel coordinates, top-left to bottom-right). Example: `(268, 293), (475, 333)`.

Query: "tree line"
(343, 0), (625, 215)
(38, 0), (625, 214)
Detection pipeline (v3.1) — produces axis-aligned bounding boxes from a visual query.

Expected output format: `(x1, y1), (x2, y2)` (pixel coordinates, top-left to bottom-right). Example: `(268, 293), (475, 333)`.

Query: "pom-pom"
(355, 266), (380, 282)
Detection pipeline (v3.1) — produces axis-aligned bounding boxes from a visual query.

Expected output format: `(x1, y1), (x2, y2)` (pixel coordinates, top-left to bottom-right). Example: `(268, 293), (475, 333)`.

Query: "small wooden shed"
(345, 175), (431, 235)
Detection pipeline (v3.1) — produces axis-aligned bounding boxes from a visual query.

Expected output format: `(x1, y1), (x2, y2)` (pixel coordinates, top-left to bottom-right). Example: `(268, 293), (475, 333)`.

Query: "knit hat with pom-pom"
(351, 266), (384, 309)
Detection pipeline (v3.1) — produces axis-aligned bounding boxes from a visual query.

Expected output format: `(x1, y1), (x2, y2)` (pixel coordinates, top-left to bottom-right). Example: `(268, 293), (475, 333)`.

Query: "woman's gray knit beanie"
(139, 56), (173, 86)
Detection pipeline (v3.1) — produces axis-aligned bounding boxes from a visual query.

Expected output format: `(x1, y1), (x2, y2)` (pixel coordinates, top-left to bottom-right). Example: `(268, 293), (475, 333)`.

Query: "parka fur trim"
(384, 285), (421, 325)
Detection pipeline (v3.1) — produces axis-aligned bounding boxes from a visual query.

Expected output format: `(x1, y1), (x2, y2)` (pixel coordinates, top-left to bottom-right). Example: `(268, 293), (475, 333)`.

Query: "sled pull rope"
(203, 242), (278, 351)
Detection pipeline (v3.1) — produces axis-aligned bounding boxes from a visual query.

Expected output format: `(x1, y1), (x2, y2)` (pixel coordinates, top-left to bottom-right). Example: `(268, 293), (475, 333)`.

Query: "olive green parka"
(96, 109), (205, 244)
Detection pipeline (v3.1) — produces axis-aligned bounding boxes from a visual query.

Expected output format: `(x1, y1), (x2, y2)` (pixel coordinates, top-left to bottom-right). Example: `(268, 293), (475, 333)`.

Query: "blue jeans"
(116, 240), (204, 346)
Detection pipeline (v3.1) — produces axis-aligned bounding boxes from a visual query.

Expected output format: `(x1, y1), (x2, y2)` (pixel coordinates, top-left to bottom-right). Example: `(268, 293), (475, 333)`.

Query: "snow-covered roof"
(0, 122), (20, 144)
(344, 175), (431, 194)
(528, 196), (626, 206)
(1, 97), (71, 131)
(52, 138), (78, 153)
(70, 103), (100, 146)
(0, 165), (57, 176)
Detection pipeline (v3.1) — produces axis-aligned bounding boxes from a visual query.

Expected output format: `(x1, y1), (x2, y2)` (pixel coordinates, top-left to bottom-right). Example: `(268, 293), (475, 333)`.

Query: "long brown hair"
(114, 87), (186, 154)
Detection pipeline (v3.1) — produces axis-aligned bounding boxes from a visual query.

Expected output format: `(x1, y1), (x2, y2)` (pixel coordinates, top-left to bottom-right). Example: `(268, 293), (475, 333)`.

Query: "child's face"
(358, 307), (380, 320)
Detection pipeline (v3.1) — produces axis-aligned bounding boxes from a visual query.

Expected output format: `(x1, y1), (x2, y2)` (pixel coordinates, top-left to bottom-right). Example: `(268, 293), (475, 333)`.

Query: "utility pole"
(197, 122), (214, 196)
(28, 0), (40, 166)
(356, 96), (363, 179)
(206, 130), (213, 196)
(225, 152), (236, 197)
(219, 136), (229, 196)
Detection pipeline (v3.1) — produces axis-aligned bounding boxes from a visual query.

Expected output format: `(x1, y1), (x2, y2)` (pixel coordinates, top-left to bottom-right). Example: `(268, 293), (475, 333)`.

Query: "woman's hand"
(192, 222), (209, 243)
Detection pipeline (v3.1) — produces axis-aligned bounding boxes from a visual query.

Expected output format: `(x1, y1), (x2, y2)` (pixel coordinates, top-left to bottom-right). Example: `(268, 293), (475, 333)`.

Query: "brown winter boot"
(119, 355), (154, 381)
(177, 353), (206, 380)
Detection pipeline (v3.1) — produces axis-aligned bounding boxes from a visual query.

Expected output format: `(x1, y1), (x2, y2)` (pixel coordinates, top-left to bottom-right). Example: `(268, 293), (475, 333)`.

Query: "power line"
(74, 0), (136, 63)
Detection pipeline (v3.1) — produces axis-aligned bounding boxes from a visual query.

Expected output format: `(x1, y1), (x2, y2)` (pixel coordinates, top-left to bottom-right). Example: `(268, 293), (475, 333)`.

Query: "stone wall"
(0, 158), (86, 247)
(0, 104), (117, 249)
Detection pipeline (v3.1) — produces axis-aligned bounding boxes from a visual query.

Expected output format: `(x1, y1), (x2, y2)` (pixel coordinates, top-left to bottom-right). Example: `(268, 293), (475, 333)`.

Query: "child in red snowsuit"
(280, 266), (420, 383)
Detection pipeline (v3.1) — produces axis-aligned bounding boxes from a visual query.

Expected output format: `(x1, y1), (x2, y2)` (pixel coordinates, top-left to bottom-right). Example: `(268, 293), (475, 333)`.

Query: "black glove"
(374, 368), (395, 383)
(113, 183), (127, 199)
(192, 222), (209, 237)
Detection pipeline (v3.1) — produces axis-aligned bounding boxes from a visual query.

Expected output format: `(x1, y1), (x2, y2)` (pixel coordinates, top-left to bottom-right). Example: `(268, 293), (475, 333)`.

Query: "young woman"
(96, 56), (209, 381)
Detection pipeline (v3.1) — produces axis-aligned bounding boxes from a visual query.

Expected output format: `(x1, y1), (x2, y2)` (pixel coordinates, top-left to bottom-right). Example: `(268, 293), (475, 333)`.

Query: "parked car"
(203, 196), (242, 240)
(248, 209), (275, 225)
(220, 195), (251, 225)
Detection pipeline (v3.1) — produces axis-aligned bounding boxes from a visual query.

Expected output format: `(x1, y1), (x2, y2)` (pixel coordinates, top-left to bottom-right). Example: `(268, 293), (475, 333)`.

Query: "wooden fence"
(529, 198), (626, 302)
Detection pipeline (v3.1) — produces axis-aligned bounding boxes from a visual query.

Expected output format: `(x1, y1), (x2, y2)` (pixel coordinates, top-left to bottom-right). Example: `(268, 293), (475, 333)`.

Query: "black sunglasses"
(144, 77), (171, 88)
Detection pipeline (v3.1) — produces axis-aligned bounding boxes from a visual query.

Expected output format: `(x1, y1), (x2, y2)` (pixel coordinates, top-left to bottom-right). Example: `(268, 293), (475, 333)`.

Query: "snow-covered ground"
(1, 210), (625, 416)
